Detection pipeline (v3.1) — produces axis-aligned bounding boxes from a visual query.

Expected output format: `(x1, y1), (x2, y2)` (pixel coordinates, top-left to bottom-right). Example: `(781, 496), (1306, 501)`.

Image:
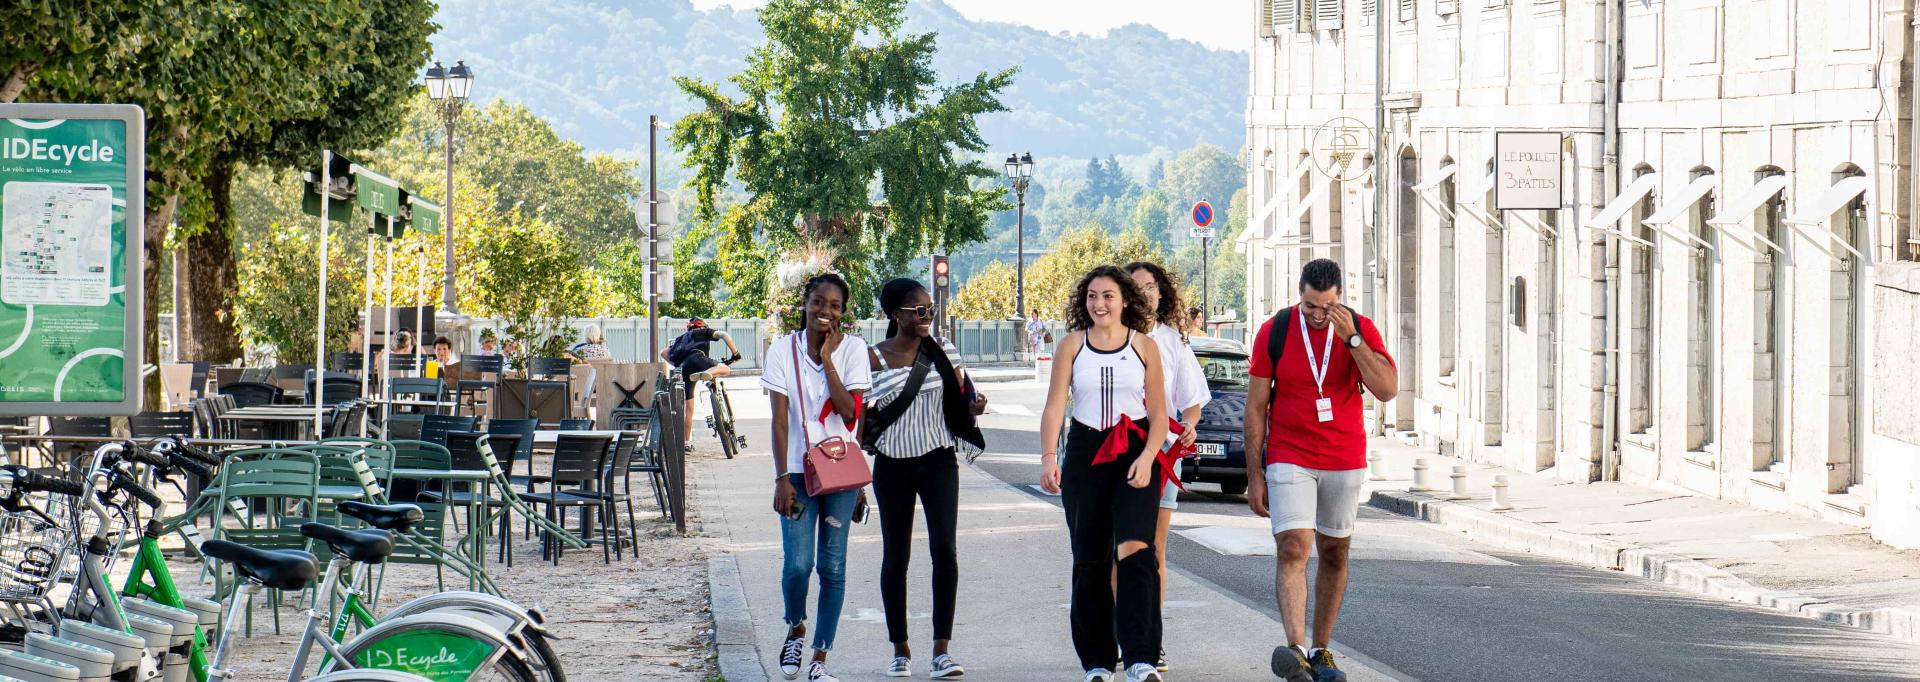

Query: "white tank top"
(1070, 331), (1148, 430)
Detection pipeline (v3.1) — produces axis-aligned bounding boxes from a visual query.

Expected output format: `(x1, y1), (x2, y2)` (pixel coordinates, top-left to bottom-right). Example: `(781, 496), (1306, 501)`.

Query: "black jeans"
(1061, 420), (1162, 671)
(874, 447), (959, 644)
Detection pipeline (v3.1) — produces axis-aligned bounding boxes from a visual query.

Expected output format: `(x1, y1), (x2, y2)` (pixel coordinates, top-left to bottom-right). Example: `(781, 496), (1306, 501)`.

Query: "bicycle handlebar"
(111, 470), (163, 509)
(167, 453), (211, 479)
(123, 446), (171, 469)
(166, 437), (221, 466)
(0, 465), (84, 497)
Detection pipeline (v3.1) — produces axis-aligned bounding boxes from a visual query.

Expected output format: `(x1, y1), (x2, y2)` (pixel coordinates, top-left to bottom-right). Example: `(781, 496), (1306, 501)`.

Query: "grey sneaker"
(778, 637), (805, 679)
(690, 370), (714, 383)
(1271, 644), (1313, 682)
(1083, 669), (1115, 682)
(885, 656), (911, 677)
(1125, 662), (1164, 682)
(929, 653), (964, 678)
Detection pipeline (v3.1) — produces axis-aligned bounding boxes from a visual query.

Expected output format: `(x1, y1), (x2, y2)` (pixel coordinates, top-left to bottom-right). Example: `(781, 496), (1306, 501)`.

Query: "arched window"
(1751, 165), (1787, 472)
(1394, 147), (1420, 428)
(1628, 163), (1656, 434)
(1439, 156), (1457, 377)
(1685, 166), (1716, 451)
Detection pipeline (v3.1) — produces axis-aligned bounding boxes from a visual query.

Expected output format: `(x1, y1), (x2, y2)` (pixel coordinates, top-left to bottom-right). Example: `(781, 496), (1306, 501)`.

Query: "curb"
(697, 460), (770, 682)
(1369, 489), (1920, 643)
(709, 554), (769, 682)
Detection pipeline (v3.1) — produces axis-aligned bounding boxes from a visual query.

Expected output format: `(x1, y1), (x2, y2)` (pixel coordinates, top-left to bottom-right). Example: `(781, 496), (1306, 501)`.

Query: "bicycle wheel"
(326, 614), (537, 682)
(520, 628), (566, 682)
(309, 670), (436, 682)
(708, 384), (736, 459)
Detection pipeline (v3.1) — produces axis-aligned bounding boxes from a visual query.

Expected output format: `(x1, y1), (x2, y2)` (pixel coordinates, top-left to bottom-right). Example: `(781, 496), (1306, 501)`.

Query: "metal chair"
(630, 409), (671, 517)
(129, 411), (195, 440)
(382, 440), (455, 592)
(453, 354), (505, 418)
(519, 433), (612, 564)
(384, 414), (425, 442)
(523, 358), (573, 425)
(388, 377), (446, 415)
(557, 418), (594, 431)
(217, 381), (284, 408)
(557, 431), (640, 560)
(307, 372), (363, 406)
(419, 414), (477, 448)
(330, 351), (365, 373)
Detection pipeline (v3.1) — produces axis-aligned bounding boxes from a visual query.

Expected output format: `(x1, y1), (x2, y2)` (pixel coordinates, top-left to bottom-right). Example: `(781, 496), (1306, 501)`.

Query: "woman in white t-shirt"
(1124, 261), (1211, 674)
(761, 272), (873, 682)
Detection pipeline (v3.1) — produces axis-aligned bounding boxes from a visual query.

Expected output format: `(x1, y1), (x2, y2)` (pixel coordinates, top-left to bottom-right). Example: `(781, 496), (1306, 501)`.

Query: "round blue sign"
(1191, 201), (1214, 228)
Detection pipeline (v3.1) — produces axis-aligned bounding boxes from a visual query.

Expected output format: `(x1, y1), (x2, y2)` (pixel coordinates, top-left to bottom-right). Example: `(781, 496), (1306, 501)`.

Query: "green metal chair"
(208, 451), (320, 634)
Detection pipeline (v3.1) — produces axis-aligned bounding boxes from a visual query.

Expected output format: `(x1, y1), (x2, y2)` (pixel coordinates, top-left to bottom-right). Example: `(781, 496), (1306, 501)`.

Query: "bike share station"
(0, 102), (700, 682)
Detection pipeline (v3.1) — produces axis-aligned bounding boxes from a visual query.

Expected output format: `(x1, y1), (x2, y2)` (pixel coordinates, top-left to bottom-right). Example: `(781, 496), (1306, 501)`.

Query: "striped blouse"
(865, 344), (957, 459)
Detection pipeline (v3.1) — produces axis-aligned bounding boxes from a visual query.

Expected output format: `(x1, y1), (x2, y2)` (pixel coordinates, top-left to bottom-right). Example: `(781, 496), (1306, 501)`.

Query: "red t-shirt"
(1248, 307), (1394, 471)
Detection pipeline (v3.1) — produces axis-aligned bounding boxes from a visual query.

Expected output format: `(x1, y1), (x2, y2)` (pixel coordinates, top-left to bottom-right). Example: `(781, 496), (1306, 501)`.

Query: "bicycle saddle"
(199, 541), (318, 591)
(300, 523), (395, 564)
(338, 501), (425, 533)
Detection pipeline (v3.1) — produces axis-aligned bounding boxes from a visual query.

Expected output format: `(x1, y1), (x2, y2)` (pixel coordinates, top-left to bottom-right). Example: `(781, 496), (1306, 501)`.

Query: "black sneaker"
(1270, 644), (1313, 682)
(1309, 648), (1346, 682)
(1155, 648), (1168, 672)
(779, 636), (805, 679)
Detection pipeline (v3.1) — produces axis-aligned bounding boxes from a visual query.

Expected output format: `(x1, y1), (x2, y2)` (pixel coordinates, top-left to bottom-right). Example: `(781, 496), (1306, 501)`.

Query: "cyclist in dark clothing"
(663, 318), (742, 439)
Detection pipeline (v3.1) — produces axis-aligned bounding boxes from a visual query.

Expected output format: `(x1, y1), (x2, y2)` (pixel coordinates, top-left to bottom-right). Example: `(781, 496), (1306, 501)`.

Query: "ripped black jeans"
(1060, 420), (1162, 671)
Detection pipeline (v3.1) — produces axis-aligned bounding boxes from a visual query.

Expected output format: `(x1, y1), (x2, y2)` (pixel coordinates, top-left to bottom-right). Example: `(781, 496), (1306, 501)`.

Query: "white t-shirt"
(1149, 323), (1211, 416)
(761, 330), (875, 474)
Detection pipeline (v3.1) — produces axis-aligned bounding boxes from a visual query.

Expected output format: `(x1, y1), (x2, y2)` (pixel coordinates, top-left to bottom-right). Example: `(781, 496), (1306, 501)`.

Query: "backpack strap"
(1261, 306), (1294, 458)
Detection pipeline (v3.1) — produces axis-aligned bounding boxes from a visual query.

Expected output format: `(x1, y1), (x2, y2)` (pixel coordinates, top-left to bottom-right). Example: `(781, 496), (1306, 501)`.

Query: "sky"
(690, 0), (1257, 52)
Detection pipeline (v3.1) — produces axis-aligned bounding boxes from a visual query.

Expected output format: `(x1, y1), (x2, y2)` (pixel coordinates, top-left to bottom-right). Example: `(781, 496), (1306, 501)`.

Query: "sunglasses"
(896, 305), (934, 320)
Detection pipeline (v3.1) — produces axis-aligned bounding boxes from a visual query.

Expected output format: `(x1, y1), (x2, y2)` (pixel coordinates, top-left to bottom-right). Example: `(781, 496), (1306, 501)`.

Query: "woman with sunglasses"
(864, 278), (987, 678)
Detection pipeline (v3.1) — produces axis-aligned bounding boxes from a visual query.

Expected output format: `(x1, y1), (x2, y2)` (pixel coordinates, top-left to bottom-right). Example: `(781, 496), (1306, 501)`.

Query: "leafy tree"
(464, 203), (599, 363)
(1129, 189), (1170, 245)
(1078, 155), (1133, 207)
(672, 0), (1016, 314)
(230, 220), (366, 365)
(1156, 144), (1242, 230)
(182, 0), (435, 364)
(1018, 224), (1163, 320)
(949, 260), (1018, 320)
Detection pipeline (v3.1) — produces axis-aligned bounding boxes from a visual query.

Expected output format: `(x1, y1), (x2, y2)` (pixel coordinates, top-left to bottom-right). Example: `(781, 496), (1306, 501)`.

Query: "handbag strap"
(866, 348), (931, 437)
(790, 334), (814, 445)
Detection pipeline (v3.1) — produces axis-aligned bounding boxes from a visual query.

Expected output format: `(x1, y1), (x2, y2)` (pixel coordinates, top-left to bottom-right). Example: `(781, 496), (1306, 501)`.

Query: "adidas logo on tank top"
(1070, 331), (1148, 430)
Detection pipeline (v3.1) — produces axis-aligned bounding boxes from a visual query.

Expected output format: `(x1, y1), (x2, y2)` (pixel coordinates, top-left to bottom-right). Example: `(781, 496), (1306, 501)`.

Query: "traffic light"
(932, 255), (951, 339)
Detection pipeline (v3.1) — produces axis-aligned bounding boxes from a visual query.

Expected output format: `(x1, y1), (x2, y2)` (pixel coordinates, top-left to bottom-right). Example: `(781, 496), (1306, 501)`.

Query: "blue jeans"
(780, 474), (860, 651)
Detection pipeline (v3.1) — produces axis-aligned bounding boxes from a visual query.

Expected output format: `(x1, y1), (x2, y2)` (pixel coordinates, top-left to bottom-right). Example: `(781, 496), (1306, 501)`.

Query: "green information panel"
(0, 104), (144, 416)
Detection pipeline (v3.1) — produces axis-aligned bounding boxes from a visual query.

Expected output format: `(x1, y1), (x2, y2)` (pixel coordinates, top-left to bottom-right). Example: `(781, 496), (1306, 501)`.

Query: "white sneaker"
(807, 661), (840, 682)
(929, 653), (964, 678)
(1125, 662), (1164, 682)
(1083, 669), (1115, 682)
(885, 656), (912, 677)
(778, 636), (805, 679)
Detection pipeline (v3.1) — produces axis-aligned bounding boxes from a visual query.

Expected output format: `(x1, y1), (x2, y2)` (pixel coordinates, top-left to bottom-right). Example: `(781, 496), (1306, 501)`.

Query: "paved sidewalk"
(1360, 437), (1920, 641)
(700, 393), (1399, 680)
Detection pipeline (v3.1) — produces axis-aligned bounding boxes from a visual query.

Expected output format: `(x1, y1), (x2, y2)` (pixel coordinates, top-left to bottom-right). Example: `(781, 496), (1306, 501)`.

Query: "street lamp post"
(1003, 152), (1033, 318)
(424, 60), (473, 314)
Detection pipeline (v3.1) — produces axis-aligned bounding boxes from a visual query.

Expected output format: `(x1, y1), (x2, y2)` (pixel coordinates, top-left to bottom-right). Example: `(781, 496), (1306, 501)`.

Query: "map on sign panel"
(2, 181), (114, 307)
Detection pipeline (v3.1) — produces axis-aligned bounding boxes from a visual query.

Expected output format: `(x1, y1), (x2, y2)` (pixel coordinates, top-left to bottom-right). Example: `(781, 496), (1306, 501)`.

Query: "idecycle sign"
(0, 104), (145, 416)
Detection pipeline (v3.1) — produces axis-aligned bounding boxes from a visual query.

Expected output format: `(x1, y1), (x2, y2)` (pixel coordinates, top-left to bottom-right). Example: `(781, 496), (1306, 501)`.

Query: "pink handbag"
(791, 335), (870, 496)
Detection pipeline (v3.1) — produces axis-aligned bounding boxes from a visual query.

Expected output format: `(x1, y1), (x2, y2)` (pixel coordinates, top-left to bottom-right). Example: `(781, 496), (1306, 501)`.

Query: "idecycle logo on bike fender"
(354, 630), (498, 681)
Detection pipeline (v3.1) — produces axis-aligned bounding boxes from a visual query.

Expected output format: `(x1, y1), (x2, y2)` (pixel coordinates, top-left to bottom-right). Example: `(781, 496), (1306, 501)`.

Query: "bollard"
(1411, 458), (1431, 491)
(1367, 452), (1386, 481)
(1449, 465), (1470, 500)
(1490, 474), (1513, 511)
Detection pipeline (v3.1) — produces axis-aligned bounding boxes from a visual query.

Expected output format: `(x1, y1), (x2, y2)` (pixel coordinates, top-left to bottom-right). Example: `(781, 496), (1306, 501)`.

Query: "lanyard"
(1299, 309), (1333, 399)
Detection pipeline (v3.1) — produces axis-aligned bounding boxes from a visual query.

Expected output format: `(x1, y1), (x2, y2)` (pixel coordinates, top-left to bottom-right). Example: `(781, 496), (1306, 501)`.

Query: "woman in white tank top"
(1037, 265), (1171, 680)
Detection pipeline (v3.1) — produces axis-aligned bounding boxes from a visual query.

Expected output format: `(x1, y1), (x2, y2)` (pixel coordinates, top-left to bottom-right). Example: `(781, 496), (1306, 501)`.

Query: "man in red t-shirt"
(1244, 258), (1398, 682)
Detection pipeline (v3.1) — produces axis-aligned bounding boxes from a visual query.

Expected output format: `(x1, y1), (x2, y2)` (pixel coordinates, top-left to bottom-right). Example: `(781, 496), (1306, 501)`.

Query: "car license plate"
(1195, 442), (1226, 458)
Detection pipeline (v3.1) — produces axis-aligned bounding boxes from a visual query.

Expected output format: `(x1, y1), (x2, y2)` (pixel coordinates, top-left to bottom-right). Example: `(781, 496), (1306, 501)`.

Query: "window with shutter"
(1361, 0), (1377, 25)
(1398, 0), (1416, 22)
(1437, 0), (1459, 15)
(1485, 0), (1507, 7)
(1260, 0), (1277, 37)
(1277, 0), (1298, 30)
(1316, 0), (1343, 30)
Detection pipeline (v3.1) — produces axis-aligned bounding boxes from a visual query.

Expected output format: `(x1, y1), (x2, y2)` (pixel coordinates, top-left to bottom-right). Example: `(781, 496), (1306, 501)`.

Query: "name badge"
(1315, 397), (1334, 423)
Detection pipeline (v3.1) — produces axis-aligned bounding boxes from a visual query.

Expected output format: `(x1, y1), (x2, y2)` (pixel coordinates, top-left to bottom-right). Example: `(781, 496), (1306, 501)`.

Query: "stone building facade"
(1240, 0), (1920, 548)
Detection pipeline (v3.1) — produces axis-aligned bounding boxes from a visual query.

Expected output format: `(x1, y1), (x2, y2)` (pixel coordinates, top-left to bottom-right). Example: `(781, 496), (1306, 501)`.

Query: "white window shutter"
(1316, 0), (1343, 29)
(1437, 0), (1459, 15)
(1260, 0), (1277, 37)
(1361, 0), (1377, 25)
(1277, 0), (1298, 30)
(1398, 0), (1416, 22)
(1485, 0), (1507, 7)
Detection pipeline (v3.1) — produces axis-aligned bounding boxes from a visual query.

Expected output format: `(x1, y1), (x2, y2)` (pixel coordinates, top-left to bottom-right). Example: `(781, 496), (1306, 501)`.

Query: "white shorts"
(1159, 459), (1182, 510)
(1264, 463), (1366, 538)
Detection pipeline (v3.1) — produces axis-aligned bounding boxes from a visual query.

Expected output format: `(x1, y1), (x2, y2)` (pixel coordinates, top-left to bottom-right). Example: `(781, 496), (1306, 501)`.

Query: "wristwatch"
(1346, 333), (1363, 349)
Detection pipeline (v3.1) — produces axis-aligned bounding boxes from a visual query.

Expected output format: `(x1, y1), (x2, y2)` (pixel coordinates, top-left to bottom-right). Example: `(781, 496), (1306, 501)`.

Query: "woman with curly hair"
(763, 272), (873, 682)
(1039, 265), (1172, 682)
(1123, 261), (1210, 674)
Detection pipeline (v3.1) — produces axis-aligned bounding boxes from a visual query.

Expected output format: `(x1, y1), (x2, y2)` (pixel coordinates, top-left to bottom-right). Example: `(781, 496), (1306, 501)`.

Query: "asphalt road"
(960, 379), (1920, 682)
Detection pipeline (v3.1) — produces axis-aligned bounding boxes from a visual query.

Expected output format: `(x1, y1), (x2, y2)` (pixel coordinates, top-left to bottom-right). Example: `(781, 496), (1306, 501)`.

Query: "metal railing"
(464, 317), (1036, 369)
